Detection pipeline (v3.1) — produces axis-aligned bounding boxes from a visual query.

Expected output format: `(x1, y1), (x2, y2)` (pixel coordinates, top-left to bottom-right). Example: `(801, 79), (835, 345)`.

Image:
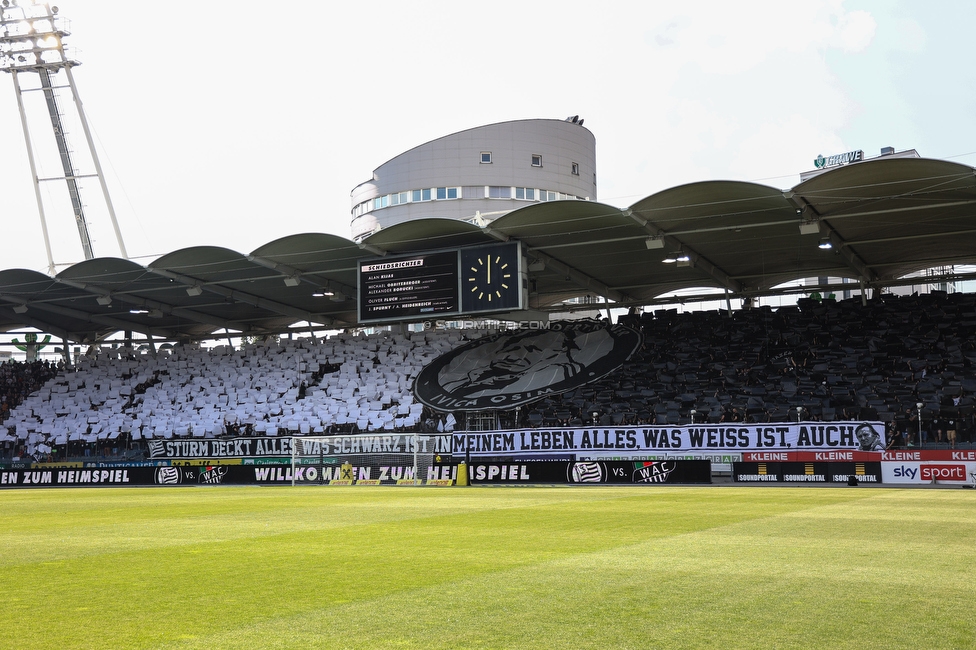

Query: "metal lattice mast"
(0, 1), (127, 273)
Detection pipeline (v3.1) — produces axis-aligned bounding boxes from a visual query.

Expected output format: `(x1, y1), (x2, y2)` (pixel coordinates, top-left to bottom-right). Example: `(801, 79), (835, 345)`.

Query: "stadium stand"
(4, 290), (976, 460)
(522, 292), (976, 448)
(0, 328), (486, 461)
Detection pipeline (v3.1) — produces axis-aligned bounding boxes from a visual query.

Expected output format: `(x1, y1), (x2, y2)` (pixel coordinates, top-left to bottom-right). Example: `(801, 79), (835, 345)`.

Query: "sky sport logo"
(920, 464), (966, 482)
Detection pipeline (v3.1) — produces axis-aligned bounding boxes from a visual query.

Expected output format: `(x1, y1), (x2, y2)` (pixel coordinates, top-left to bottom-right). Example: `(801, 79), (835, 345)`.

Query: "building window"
(531, 154), (543, 167)
(515, 187), (536, 200)
(481, 152), (492, 164)
(436, 187), (459, 200)
(488, 186), (512, 199)
(571, 162), (579, 175)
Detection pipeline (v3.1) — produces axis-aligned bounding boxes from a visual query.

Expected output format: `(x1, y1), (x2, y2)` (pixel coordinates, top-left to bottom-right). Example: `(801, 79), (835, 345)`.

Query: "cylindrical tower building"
(350, 117), (596, 241)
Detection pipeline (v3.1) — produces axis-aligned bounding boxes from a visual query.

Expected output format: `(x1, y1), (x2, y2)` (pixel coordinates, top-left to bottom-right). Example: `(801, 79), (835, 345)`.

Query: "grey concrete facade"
(350, 118), (597, 241)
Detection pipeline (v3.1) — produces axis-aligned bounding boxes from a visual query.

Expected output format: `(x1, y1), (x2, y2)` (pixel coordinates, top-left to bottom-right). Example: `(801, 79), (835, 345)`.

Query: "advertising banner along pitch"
(453, 422), (886, 456)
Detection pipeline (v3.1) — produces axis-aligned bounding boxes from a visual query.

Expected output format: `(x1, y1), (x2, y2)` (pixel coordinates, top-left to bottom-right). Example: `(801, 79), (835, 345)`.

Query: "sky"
(0, 0), (974, 275)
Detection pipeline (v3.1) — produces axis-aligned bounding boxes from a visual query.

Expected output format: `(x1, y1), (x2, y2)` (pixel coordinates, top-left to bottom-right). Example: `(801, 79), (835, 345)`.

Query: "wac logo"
(632, 461), (676, 484)
(196, 466), (229, 484)
(814, 154), (826, 169)
(414, 320), (642, 411)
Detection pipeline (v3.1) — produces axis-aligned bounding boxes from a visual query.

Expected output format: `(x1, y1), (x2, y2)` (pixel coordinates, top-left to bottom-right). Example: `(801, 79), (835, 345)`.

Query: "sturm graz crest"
(414, 320), (642, 411)
(570, 461), (605, 483)
(147, 440), (166, 458)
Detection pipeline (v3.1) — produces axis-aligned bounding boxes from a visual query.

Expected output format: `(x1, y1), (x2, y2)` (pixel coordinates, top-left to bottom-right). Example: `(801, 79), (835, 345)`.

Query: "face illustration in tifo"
(437, 328), (615, 398)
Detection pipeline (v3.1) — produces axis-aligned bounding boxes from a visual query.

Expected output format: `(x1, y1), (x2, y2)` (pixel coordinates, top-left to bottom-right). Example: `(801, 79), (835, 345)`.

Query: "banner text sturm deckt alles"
(147, 435), (452, 459)
(453, 423), (884, 455)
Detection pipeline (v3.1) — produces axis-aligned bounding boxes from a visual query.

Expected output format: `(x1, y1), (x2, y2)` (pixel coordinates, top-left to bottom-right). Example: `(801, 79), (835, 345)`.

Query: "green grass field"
(2, 485), (975, 649)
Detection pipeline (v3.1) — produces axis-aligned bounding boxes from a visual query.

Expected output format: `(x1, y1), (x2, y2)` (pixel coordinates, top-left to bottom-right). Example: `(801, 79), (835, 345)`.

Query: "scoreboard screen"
(358, 250), (460, 323)
(357, 243), (524, 324)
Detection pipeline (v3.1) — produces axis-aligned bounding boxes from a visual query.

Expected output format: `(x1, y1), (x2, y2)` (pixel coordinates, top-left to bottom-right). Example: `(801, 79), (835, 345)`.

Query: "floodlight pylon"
(0, 1), (127, 274)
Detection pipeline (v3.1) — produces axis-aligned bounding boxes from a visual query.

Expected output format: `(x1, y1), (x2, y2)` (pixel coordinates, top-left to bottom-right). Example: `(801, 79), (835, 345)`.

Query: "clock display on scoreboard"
(357, 242), (523, 324)
(460, 243), (523, 313)
(358, 250), (460, 323)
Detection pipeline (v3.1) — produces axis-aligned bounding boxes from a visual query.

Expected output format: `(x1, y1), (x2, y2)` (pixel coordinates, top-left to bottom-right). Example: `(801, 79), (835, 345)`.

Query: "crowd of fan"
(4, 290), (976, 460)
(0, 360), (60, 424)
(0, 329), (480, 461)
(524, 291), (976, 449)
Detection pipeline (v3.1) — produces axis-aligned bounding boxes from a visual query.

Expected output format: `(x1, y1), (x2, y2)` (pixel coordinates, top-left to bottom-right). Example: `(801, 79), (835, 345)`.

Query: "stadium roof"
(1, 156), (975, 343)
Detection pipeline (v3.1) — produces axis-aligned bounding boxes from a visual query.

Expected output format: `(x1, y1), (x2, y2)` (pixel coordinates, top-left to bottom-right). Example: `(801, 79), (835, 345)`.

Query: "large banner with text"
(145, 434), (452, 460)
(452, 421), (886, 457)
(0, 460), (709, 488)
(0, 463), (457, 488)
(467, 460), (711, 485)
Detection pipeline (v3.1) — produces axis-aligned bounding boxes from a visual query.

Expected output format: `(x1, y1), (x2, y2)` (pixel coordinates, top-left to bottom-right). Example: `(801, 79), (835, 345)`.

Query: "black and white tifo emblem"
(414, 320), (642, 411)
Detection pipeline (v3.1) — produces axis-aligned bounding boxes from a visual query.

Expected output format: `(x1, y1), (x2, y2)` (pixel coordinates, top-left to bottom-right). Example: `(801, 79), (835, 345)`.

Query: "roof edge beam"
(623, 209), (743, 293)
(0, 295), (172, 339)
(245, 254), (357, 299)
(819, 220), (878, 283)
(0, 306), (74, 342)
(145, 267), (333, 326)
(526, 250), (631, 304)
(480, 226), (510, 242)
(358, 243), (386, 257)
(52, 277), (246, 332)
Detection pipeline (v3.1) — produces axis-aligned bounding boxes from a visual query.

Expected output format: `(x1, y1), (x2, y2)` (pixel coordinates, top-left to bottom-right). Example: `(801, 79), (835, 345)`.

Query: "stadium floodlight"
(186, 286), (203, 297)
(917, 402), (924, 448)
(818, 238), (833, 250)
(0, 1), (129, 272)
(662, 253), (678, 264)
(96, 295), (112, 306)
(799, 220), (821, 235)
(283, 276), (301, 287)
(644, 236), (665, 250)
(12, 304), (28, 314)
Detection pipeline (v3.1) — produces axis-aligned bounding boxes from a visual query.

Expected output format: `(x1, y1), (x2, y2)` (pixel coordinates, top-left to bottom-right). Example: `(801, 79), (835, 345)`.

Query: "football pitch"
(2, 485), (975, 649)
